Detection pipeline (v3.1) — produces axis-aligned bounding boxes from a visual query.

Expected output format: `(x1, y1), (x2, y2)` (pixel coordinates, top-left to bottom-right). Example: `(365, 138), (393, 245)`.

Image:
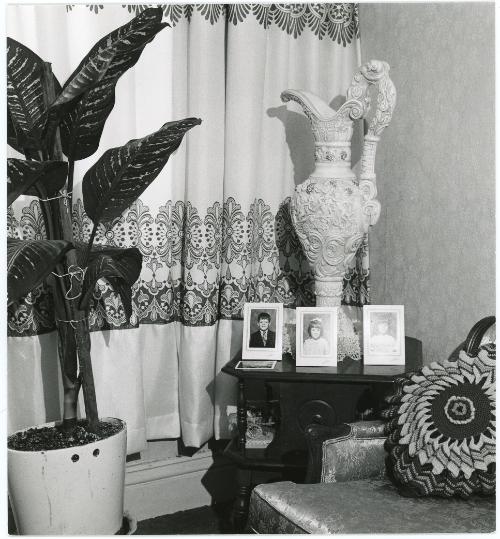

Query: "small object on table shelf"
(228, 400), (280, 449)
(246, 410), (277, 449)
(245, 425), (274, 449)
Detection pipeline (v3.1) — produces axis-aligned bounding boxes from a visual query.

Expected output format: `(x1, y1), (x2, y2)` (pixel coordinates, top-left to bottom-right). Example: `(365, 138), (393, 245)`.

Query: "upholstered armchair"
(248, 317), (496, 534)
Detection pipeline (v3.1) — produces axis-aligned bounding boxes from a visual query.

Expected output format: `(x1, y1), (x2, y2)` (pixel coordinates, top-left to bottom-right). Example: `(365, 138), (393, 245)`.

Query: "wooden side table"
(222, 336), (422, 531)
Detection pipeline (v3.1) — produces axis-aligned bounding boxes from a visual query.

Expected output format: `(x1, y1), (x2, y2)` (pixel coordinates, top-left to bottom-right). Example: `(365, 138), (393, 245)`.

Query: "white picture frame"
(242, 303), (283, 360)
(295, 307), (338, 367)
(363, 305), (405, 365)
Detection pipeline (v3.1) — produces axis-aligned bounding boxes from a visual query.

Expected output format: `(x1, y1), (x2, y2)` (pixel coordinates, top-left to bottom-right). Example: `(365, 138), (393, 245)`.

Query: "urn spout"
(280, 89), (337, 123)
(280, 89), (355, 147)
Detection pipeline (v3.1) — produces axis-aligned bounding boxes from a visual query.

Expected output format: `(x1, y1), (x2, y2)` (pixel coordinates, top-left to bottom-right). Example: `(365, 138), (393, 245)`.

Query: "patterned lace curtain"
(7, 4), (363, 452)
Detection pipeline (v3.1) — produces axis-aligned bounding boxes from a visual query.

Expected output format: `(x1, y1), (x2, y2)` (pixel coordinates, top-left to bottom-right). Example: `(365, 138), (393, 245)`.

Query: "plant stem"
(32, 147), (80, 428)
(68, 159), (75, 210)
(41, 61), (100, 431)
(84, 223), (98, 266)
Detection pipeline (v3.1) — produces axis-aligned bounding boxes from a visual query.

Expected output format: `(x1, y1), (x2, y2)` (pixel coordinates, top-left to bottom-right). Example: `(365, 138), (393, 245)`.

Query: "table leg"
(237, 378), (247, 453)
(232, 467), (253, 532)
(232, 379), (251, 531)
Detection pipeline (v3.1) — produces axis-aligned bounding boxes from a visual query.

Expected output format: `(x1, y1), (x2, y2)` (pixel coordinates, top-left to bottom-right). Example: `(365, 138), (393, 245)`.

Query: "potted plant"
(7, 8), (201, 534)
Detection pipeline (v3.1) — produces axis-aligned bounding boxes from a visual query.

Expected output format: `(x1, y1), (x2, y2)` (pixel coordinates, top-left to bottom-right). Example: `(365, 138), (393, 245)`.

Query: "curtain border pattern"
(64, 4), (359, 45)
(8, 197), (369, 337)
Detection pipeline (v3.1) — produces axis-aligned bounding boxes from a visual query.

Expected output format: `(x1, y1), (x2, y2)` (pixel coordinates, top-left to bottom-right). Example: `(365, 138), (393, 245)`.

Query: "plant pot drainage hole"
(71, 454), (79, 462)
(93, 449), (100, 457)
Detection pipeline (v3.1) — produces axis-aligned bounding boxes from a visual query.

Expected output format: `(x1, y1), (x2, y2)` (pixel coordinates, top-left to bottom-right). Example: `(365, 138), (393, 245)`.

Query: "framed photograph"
(363, 305), (405, 365)
(235, 360), (277, 370)
(295, 307), (338, 367)
(242, 303), (283, 360)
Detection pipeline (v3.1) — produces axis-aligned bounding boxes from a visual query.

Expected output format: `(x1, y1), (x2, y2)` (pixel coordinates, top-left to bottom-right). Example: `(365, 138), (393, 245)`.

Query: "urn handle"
(345, 60), (397, 183)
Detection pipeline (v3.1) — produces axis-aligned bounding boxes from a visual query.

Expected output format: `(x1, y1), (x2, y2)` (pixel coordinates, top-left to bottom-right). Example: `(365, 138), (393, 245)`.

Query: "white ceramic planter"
(8, 417), (126, 535)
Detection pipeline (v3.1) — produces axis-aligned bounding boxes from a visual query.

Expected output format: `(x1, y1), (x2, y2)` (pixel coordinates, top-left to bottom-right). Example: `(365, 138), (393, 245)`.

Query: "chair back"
(463, 316), (495, 356)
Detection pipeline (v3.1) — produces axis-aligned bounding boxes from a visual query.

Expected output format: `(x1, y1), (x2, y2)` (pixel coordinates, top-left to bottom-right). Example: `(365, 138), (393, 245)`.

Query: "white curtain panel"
(7, 4), (361, 453)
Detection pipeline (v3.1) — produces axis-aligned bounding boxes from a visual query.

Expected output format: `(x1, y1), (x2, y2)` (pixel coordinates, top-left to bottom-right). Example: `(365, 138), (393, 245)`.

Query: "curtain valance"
(66, 4), (359, 44)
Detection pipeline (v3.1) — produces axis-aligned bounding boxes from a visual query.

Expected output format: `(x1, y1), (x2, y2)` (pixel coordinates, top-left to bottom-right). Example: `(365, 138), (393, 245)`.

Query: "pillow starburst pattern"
(383, 343), (495, 498)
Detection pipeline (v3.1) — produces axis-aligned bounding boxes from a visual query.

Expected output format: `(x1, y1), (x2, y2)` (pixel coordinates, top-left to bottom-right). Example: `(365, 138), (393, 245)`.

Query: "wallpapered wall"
(360, 3), (495, 363)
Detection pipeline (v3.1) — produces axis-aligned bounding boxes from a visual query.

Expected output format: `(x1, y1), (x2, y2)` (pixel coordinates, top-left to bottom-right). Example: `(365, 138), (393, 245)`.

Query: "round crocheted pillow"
(382, 343), (495, 498)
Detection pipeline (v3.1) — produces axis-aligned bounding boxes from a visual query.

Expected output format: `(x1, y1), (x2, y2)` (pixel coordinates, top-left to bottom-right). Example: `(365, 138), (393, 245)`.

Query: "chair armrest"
(304, 423), (350, 483)
(304, 421), (386, 484)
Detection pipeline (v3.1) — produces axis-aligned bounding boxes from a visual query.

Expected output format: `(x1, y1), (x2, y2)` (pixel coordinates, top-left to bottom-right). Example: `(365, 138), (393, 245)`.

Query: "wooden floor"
(135, 502), (235, 535)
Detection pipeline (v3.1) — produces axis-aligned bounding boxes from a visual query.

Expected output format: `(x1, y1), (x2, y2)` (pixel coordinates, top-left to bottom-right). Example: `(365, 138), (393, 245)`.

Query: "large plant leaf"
(7, 158), (68, 206)
(60, 8), (168, 161)
(41, 45), (118, 147)
(54, 46), (116, 108)
(7, 238), (73, 305)
(7, 38), (61, 151)
(82, 117), (201, 225)
(78, 245), (142, 320)
(7, 108), (23, 153)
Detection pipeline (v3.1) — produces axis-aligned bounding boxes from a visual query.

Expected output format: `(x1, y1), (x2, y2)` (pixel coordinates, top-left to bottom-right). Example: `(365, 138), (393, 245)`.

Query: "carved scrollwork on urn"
(359, 180), (381, 226)
(282, 60), (395, 307)
(290, 177), (373, 305)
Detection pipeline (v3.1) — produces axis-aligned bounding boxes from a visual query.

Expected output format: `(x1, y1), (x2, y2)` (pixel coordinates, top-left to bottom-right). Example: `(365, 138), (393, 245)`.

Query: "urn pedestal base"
(315, 280), (362, 362)
(315, 278), (344, 307)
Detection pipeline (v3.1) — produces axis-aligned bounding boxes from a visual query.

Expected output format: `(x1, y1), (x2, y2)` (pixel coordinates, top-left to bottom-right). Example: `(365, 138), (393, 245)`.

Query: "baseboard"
(124, 446), (237, 521)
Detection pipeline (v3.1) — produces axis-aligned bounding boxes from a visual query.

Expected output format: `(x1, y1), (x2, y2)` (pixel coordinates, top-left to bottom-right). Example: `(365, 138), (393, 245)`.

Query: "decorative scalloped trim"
(64, 4), (359, 45)
(8, 196), (369, 336)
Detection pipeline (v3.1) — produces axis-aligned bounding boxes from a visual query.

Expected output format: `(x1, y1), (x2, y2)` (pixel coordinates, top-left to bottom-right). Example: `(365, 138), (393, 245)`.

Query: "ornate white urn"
(282, 60), (396, 308)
